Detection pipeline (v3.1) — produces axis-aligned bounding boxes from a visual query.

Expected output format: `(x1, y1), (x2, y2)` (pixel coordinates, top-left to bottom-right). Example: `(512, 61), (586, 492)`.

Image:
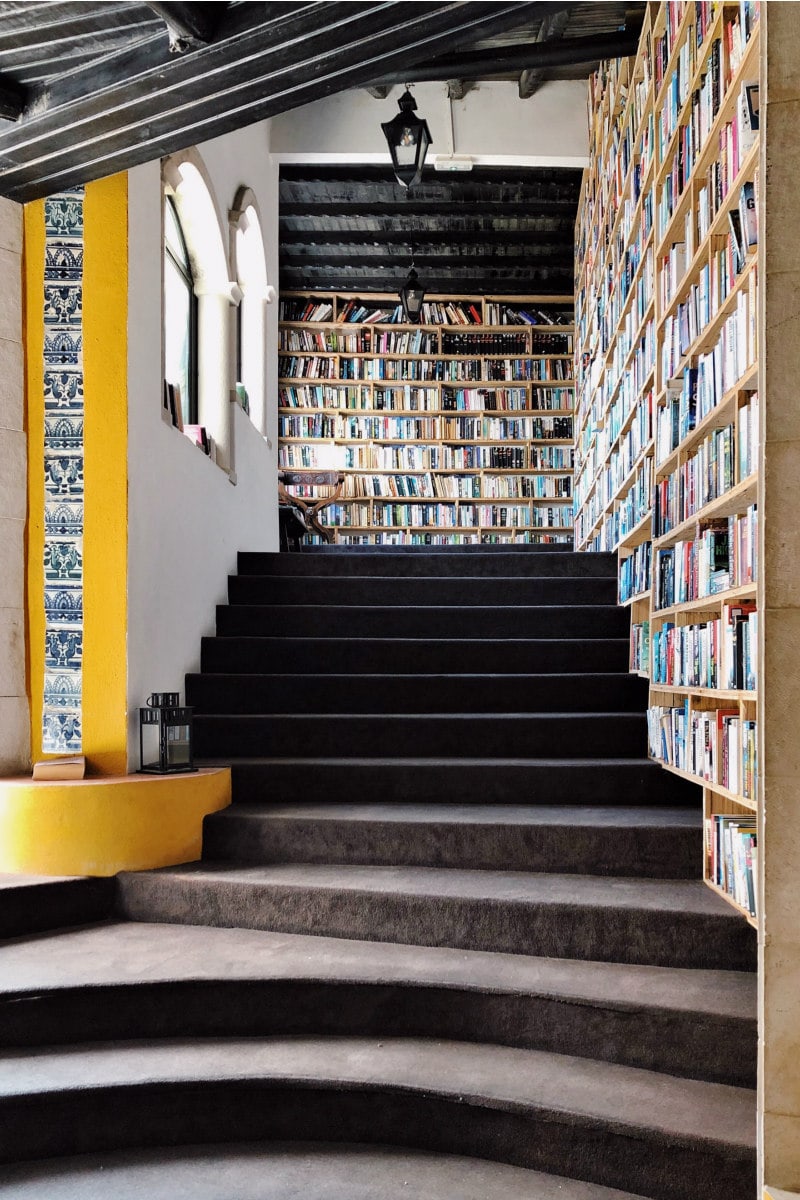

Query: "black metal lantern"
(399, 266), (425, 323)
(139, 691), (196, 774)
(381, 89), (433, 188)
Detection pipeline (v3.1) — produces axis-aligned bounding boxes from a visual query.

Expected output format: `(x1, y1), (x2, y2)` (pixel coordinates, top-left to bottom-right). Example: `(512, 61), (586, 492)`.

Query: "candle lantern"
(139, 692), (196, 774)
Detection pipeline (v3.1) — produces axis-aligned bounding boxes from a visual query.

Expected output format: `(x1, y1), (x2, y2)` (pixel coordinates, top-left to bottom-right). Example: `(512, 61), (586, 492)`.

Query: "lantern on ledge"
(139, 691), (196, 774)
(381, 89), (432, 189)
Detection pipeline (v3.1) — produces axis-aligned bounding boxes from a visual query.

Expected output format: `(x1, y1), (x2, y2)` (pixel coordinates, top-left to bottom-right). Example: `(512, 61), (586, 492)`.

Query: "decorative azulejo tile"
(42, 188), (84, 755)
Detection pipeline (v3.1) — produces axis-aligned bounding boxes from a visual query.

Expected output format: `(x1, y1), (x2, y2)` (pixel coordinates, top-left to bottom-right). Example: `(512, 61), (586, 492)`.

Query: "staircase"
(0, 546), (757, 1199)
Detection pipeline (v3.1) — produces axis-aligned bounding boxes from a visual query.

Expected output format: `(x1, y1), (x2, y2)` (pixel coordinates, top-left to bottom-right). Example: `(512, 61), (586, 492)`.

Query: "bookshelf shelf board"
(652, 473), (758, 550)
(704, 878), (758, 929)
(654, 360), (759, 480)
(651, 582), (758, 619)
(650, 684), (758, 702)
(280, 408), (575, 418)
(616, 512), (652, 552)
(651, 757), (757, 811)
(621, 588), (652, 609)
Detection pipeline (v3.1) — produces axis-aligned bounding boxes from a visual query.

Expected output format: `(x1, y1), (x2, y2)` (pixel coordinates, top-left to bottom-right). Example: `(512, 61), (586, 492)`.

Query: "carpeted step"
(238, 550), (618, 578)
(201, 803), (701, 879)
(187, 671), (649, 715)
(0, 875), (114, 940)
(0, 1036), (756, 1200)
(228, 574), (619, 607)
(224, 757), (701, 806)
(0, 922), (756, 1086)
(0, 1142), (659, 1200)
(193, 712), (647, 760)
(201, 635), (631, 675)
(215, 603), (631, 640)
(116, 863), (756, 971)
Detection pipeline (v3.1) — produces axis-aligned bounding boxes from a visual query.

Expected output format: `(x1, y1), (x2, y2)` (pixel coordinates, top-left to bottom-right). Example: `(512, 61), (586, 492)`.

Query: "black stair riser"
(0, 979), (755, 1087)
(215, 605), (630, 640)
(228, 761), (702, 807)
(116, 875), (756, 972)
(202, 812), (700, 878)
(194, 713), (647, 760)
(228, 576), (618, 607)
(201, 637), (631, 675)
(186, 672), (649, 716)
(238, 551), (617, 579)
(0, 879), (115, 941)
(0, 1083), (755, 1200)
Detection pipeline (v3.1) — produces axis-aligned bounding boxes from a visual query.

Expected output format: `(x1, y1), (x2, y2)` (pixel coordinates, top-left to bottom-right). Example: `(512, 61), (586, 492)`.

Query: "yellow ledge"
(0, 769), (231, 877)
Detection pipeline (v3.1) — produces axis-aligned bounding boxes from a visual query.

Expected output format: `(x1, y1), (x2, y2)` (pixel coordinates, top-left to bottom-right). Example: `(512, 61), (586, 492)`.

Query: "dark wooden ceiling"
(279, 165), (582, 295)
(0, 1), (643, 204)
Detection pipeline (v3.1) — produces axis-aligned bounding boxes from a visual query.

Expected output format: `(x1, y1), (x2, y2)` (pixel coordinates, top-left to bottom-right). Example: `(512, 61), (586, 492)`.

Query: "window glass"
(163, 197), (195, 424)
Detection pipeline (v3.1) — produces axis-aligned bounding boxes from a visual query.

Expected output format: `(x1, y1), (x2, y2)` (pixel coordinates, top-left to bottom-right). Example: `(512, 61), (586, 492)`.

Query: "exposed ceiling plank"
(280, 199), (579, 218)
(277, 227), (576, 247)
(0, 0), (556, 202)
(519, 7), (571, 99)
(280, 251), (575, 270)
(280, 273), (575, 292)
(0, 74), (25, 122)
(368, 26), (643, 84)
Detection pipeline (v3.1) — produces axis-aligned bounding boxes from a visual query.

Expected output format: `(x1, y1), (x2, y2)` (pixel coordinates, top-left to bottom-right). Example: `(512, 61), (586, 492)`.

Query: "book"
(32, 755), (86, 781)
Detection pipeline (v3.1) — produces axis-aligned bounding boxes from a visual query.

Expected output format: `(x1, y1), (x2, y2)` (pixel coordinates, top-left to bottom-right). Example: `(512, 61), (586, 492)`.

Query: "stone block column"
(0, 196), (28, 774)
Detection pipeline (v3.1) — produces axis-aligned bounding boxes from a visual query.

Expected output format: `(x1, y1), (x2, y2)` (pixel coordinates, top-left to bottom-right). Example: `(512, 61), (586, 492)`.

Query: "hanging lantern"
(381, 89), (433, 188)
(399, 266), (425, 324)
(139, 691), (196, 774)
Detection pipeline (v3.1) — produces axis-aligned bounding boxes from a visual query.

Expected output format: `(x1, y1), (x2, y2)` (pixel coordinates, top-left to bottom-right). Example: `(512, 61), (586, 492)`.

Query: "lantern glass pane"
(167, 724), (191, 766)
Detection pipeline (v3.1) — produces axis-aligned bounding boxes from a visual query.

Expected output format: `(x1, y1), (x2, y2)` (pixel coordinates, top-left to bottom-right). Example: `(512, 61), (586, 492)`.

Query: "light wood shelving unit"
(277, 292), (575, 546)
(574, 0), (761, 926)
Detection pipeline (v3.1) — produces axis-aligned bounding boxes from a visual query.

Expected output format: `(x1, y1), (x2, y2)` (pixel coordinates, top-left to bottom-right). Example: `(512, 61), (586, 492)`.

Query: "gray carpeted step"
(116, 863), (756, 971)
(0, 1142), (658, 1200)
(0, 875), (114, 940)
(201, 635), (631, 675)
(224, 757), (701, 806)
(239, 550), (618, 578)
(215, 603), (631, 640)
(0, 923), (756, 1086)
(202, 803), (701, 878)
(187, 671), (649, 715)
(0, 1036), (755, 1200)
(193, 711), (647, 760)
(228, 574), (618, 606)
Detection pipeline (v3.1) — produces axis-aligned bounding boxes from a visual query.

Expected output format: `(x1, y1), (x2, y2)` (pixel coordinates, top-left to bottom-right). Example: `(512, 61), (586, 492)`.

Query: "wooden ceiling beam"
(280, 250), (575, 270)
(0, 1), (552, 202)
(280, 198), (579, 218)
(0, 75), (26, 122)
(278, 226), (576, 247)
(279, 273), (575, 292)
(144, 2), (223, 46)
(518, 8), (571, 99)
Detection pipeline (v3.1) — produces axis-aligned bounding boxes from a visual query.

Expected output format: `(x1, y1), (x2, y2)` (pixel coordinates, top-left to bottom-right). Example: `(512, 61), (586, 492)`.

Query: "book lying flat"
(32, 755), (86, 781)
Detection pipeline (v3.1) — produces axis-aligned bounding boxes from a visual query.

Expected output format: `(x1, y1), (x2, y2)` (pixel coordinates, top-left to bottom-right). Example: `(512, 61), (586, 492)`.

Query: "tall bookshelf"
(574, 0), (761, 926)
(278, 292), (575, 545)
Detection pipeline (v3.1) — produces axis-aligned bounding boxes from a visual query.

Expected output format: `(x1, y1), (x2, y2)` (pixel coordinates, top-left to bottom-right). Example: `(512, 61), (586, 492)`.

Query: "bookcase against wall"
(574, 0), (761, 926)
(277, 292), (575, 545)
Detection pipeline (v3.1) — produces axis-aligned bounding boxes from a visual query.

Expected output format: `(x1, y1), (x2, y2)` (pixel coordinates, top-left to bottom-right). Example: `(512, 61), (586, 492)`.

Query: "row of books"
(618, 458), (653, 541)
(341, 445), (532, 471)
(485, 360), (573, 383)
(341, 474), (572, 501)
(651, 601), (757, 690)
(653, 422), (737, 538)
(619, 540), (652, 604)
(339, 359), (482, 383)
(647, 700), (757, 798)
(440, 332), (571, 355)
(483, 303), (572, 326)
(706, 814), (757, 917)
(334, 531), (572, 547)
(338, 503), (573, 529)
(280, 330), (370, 354)
(653, 505), (757, 607)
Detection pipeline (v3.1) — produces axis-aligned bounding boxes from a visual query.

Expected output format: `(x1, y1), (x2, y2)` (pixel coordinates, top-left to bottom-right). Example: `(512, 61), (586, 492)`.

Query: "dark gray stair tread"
(229, 575), (618, 605)
(0, 921), (754, 1020)
(214, 803), (702, 830)
(122, 862), (747, 917)
(187, 672), (648, 714)
(203, 803), (700, 877)
(0, 1142), (653, 1200)
(238, 550), (618, 578)
(0, 1035), (755, 1151)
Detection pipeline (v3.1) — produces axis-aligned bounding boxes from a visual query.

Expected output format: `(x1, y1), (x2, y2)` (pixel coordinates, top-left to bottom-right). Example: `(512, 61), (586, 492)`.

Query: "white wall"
(0, 197), (29, 774)
(270, 79), (589, 168)
(126, 123), (280, 766)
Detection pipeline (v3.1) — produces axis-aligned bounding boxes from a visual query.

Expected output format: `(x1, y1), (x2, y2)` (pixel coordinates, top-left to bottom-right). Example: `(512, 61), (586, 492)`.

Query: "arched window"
(230, 186), (273, 434)
(163, 196), (197, 425)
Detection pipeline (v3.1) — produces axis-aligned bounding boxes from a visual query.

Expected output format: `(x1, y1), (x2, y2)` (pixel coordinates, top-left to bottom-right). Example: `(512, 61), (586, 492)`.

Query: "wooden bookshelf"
(278, 292), (575, 545)
(575, 0), (761, 923)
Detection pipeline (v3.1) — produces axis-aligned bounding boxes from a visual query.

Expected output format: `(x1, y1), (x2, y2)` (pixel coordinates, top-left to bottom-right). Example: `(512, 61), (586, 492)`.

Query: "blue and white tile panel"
(42, 189), (84, 753)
